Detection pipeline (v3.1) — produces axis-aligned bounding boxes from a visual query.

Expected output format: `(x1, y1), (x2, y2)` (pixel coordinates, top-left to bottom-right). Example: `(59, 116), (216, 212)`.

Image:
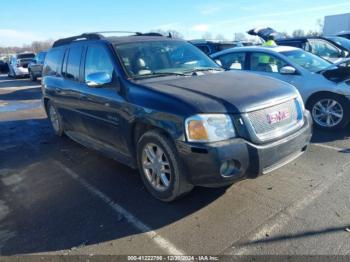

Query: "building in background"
(324, 13), (350, 35)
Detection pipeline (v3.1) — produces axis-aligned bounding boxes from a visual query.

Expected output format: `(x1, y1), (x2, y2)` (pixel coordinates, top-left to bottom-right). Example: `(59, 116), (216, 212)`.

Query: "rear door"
(57, 44), (86, 133)
(78, 43), (128, 155)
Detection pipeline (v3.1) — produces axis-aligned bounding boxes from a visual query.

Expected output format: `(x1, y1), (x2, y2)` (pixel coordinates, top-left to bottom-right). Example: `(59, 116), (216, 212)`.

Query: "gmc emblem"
(267, 109), (290, 124)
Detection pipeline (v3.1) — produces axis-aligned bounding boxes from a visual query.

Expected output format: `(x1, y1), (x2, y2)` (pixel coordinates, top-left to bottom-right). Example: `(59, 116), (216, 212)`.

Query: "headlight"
(185, 114), (236, 142)
(296, 91), (305, 111)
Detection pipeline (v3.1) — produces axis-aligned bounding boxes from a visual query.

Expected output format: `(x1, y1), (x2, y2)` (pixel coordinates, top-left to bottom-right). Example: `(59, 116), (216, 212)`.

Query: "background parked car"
(211, 46), (350, 130)
(28, 51), (47, 81)
(8, 52), (35, 78)
(248, 27), (350, 63)
(0, 58), (9, 73)
(337, 31), (350, 40)
(190, 40), (248, 55)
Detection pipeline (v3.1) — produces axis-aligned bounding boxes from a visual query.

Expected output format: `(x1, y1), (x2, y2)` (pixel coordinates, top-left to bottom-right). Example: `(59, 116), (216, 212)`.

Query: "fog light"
(220, 160), (241, 177)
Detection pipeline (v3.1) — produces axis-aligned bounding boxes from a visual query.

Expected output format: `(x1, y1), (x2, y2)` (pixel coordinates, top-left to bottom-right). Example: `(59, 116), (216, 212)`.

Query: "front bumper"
(176, 111), (312, 187)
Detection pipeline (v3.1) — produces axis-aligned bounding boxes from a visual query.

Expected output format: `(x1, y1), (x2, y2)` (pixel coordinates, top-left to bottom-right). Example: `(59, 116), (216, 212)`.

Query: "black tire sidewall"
(137, 131), (191, 201)
(309, 94), (350, 130)
(30, 71), (37, 81)
(47, 101), (64, 136)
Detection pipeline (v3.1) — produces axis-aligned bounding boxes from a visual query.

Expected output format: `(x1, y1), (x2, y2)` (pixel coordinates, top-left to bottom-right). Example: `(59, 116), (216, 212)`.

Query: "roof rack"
(52, 33), (104, 47)
(52, 31), (170, 47)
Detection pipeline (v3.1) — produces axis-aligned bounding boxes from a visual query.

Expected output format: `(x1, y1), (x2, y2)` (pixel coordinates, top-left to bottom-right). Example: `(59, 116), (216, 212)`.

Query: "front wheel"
(137, 130), (193, 202)
(308, 94), (350, 130)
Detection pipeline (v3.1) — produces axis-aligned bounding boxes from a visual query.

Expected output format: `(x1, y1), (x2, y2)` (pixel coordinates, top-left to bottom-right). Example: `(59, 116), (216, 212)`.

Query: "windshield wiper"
(134, 71), (187, 79)
(183, 67), (224, 75)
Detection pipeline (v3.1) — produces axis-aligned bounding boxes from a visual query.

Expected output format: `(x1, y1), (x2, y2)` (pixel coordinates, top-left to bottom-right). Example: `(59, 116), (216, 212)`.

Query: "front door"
(78, 43), (129, 156)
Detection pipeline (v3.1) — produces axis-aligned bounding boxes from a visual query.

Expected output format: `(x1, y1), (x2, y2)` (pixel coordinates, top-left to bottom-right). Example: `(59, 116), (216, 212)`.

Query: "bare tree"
(202, 32), (213, 40)
(317, 18), (324, 35)
(214, 34), (227, 41)
(0, 39), (53, 55)
(233, 32), (247, 41)
(153, 29), (183, 39)
(292, 29), (305, 37)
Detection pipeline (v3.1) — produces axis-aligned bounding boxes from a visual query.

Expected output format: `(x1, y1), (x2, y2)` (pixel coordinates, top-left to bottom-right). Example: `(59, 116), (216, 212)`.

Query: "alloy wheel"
(142, 143), (171, 191)
(49, 105), (60, 132)
(312, 98), (343, 128)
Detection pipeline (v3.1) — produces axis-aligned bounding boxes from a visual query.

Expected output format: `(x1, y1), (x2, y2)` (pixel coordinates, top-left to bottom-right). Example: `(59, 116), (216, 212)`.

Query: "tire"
(307, 93), (350, 130)
(47, 101), (64, 136)
(29, 70), (37, 81)
(137, 130), (193, 202)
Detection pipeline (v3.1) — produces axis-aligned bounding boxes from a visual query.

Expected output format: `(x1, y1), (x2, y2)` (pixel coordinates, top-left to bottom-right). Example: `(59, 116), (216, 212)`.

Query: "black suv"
(42, 32), (312, 201)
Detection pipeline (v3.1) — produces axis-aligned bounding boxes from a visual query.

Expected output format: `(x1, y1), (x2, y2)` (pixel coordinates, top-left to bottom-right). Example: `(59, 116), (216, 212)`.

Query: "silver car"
(211, 46), (350, 130)
(8, 52), (35, 78)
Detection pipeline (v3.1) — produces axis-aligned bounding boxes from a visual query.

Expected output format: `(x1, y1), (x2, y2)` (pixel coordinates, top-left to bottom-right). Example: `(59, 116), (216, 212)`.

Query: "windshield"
(281, 49), (335, 73)
(326, 36), (350, 50)
(114, 40), (220, 78)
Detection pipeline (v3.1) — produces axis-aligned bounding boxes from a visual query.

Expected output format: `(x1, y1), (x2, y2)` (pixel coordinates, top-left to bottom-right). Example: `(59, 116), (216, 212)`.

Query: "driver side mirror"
(280, 66), (296, 75)
(86, 72), (112, 88)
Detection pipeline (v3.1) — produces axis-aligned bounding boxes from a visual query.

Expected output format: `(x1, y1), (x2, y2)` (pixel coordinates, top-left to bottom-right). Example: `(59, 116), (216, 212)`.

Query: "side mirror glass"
(86, 72), (112, 87)
(280, 66), (296, 75)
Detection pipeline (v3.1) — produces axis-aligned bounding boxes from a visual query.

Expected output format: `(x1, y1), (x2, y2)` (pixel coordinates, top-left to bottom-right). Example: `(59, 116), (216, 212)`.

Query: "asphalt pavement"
(0, 74), (349, 256)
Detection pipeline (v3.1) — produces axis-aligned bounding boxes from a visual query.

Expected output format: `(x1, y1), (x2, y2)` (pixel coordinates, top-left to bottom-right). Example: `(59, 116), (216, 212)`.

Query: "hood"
(321, 66), (350, 83)
(247, 27), (284, 41)
(138, 71), (298, 114)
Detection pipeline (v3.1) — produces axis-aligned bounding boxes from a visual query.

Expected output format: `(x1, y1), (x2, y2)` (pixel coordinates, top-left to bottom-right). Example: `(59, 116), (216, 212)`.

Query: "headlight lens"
(296, 91), (305, 111)
(185, 114), (236, 142)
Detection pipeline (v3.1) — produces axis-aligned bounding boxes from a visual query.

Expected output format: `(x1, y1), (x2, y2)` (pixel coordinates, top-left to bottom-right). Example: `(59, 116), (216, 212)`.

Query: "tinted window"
(84, 45), (113, 80)
(66, 46), (83, 81)
(217, 52), (245, 70)
(43, 48), (65, 76)
(17, 53), (35, 59)
(250, 52), (287, 73)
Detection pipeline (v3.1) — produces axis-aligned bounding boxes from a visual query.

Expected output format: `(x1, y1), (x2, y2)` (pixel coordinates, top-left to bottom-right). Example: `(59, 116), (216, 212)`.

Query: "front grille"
(246, 99), (302, 141)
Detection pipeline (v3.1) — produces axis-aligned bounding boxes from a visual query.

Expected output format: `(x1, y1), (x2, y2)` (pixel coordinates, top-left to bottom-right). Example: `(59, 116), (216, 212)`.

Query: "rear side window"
(66, 46), (83, 81)
(43, 48), (65, 76)
(84, 45), (114, 80)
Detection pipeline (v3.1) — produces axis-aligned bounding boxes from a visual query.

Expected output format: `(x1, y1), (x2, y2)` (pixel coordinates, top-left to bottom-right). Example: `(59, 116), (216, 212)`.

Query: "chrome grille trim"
(242, 98), (304, 144)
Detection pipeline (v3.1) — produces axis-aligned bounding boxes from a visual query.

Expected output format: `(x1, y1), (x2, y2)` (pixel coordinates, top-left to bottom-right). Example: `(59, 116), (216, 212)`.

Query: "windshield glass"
(115, 40), (220, 78)
(281, 49), (335, 73)
(326, 36), (350, 50)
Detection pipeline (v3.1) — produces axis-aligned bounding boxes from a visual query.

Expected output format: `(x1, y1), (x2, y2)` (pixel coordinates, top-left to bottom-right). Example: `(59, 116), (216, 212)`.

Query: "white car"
(211, 46), (350, 130)
(8, 52), (35, 78)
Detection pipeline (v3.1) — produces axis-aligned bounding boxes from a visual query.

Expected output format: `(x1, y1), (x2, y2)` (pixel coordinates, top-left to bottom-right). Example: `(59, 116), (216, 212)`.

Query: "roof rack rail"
(88, 31), (141, 35)
(52, 31), (170, 48)
(52, 33), (103, 47)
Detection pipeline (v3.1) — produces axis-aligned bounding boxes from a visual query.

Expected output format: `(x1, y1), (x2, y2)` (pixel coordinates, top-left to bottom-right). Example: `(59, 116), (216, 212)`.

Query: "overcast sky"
(0, 0), (349, 46)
